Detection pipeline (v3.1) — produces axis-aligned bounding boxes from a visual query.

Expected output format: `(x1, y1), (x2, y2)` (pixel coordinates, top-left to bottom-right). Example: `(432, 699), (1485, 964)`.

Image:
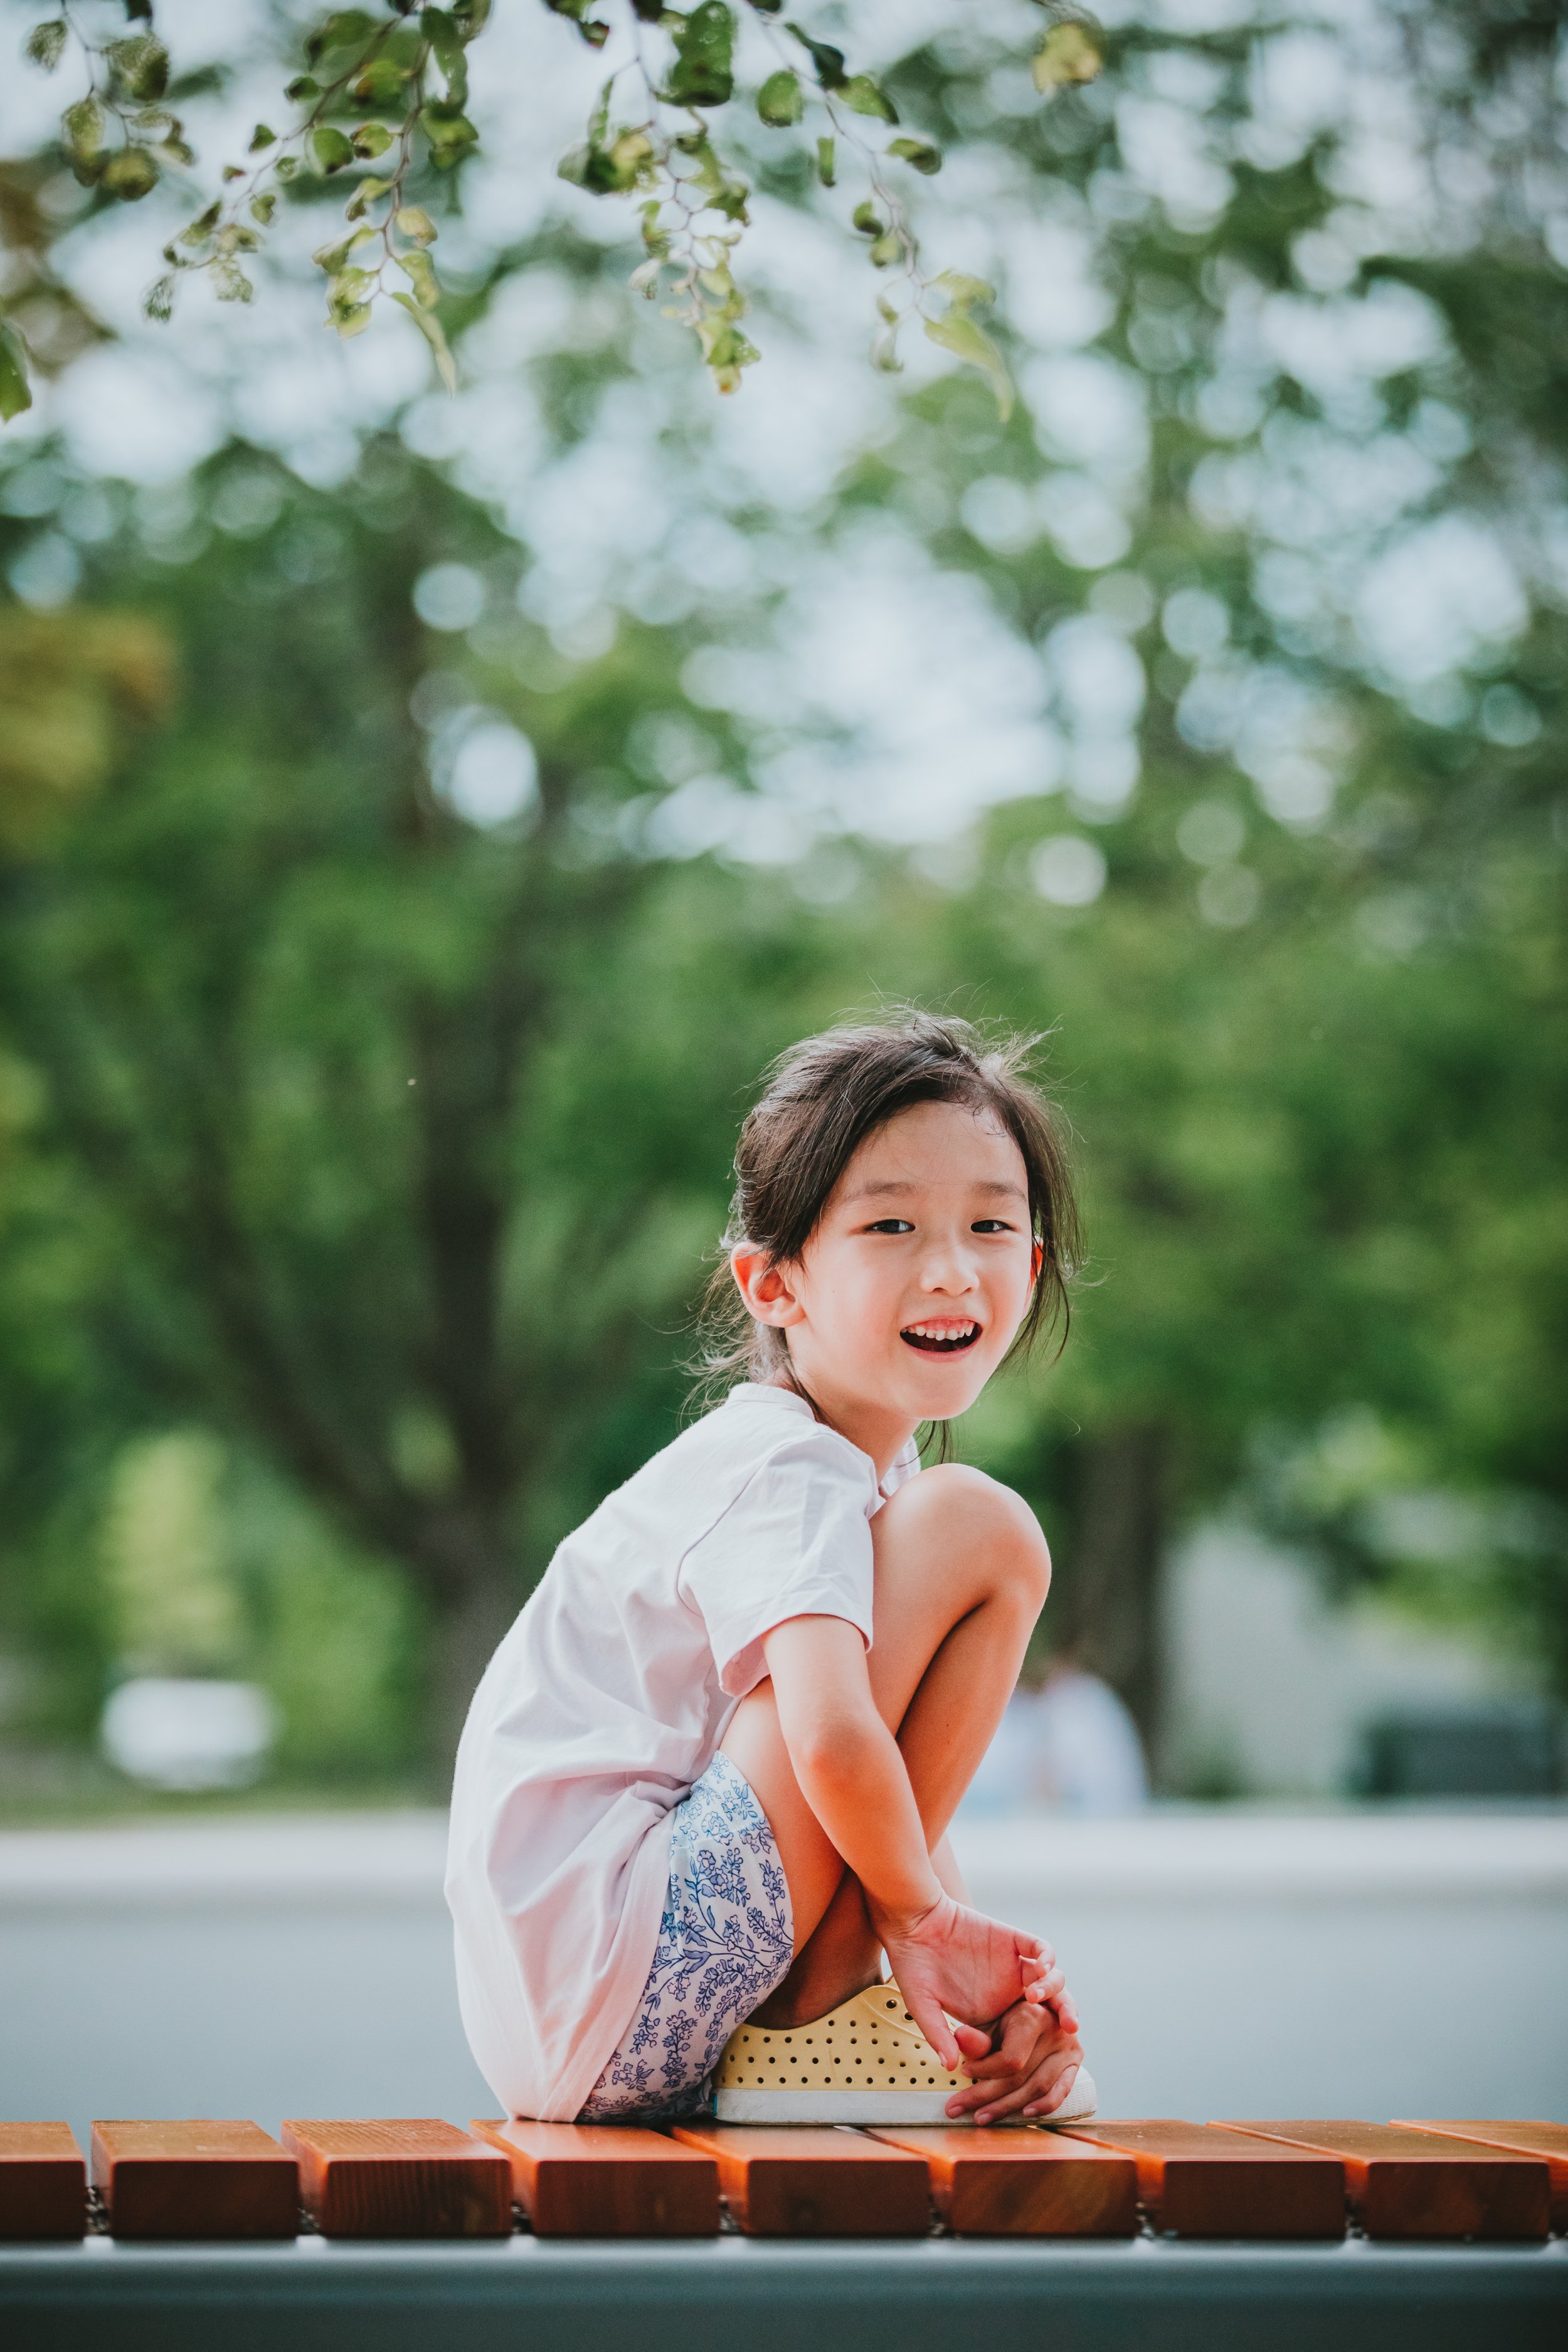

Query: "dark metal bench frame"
(4, 2233), (1567, 2352)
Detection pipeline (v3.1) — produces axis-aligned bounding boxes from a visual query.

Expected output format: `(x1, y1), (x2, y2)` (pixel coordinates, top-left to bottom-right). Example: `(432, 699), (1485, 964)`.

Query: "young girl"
(446, 1012), (1091, 2129)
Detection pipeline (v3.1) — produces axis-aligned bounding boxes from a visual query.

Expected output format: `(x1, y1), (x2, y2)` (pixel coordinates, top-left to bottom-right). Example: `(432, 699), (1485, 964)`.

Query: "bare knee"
(878, 1462), (1051, 1614)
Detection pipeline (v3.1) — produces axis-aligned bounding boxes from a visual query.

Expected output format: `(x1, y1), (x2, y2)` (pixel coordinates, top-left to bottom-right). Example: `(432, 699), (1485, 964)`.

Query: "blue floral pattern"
(579, 1751), (793, 2121)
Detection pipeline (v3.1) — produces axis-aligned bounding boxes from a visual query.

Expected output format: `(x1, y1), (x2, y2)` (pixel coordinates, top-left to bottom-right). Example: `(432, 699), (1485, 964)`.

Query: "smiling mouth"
(900, 1320), (983, 1354)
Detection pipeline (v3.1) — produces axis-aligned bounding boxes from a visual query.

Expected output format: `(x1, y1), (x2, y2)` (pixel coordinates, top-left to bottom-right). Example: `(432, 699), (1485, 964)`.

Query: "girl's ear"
(730, 1242), (806, 1328)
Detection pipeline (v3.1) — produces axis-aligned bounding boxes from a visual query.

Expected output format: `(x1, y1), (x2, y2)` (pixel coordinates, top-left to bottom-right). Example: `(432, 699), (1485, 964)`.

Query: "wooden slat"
(470, 2120), (718, 2237)
(280, 2119), (511, 2238)
(0, 2123), (87, 2242)
(91, 2120), (297, 2240)
(669, 2124), (928, 2237)
(866, 2127), (1136, 2238)
(1059, 2120), (1344, 2238)
(1218, 2121), (1550, 2241)
(1395, 2122), (1568, 2230)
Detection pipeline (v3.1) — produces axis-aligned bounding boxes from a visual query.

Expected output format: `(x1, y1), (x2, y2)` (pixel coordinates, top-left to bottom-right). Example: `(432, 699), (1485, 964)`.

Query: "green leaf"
(213, 261), (255, 304)
(933, 269), (995, 310)
(924, 310), (1013, 421)
(351, 121), (393, 157)
(851, 200), (883, 236)
(312, 126), (356, 174)
(312, 225), (378, 274)
(540, 0), (611, 49)
(106, 33), (167, 100)
(666, 1), (735, 108)
(395, 248), (441, 310)
(63, 96), (106, 161)
(24, 19), (68, 71)
(1032, 18), (1102, 94)
(249, 122), (277, 151)
(421, 6), (469, 107)
(839, 74), (897, 124)
(395, 204), (438, 245)
(177, 202), (221, 248)
(328, 267), (376, 305)
(887, 135), (941, 175)
(687, 134), (749, 223)
(305, 11), (381, 66)
(250, 191), (277, 226)
(815, 134), (834, 186)
(868, 229), (902, 268)
(787, 23), (845, 90)
(331, 300), (373, 337)
(101, 147), (160, 200)
(352, 55), (415, 103)
(391, 287), (457, 389)
(422, 102), (480, 166)
(756, 69), (803, 127)
(285, 75), (320, 102)
(142, 272), (177, 322)
(275, 154), (300, 181)
(0, 318), (33, 423)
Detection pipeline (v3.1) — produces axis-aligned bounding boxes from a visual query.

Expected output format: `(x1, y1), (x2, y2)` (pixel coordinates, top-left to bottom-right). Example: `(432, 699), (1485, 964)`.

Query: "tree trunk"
(1050, 1424), (1168, 1766)
(430, 1562), (526, 1786)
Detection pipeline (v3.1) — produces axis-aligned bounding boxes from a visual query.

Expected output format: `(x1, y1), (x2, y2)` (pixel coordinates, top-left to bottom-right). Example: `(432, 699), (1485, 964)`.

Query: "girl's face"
(733, 1099), (1037, 1442)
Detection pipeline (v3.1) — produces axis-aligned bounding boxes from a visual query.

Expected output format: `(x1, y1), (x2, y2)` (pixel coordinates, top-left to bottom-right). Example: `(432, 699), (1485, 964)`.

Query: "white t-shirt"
(444, 1382), (919, 2122)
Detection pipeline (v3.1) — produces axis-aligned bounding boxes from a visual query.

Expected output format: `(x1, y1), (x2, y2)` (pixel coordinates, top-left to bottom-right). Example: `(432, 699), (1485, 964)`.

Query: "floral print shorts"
(578, 1750), (794, 2121)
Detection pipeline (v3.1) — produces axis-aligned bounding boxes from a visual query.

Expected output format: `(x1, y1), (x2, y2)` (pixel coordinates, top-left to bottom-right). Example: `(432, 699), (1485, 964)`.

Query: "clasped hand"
(873, 1890), (1084, 2125)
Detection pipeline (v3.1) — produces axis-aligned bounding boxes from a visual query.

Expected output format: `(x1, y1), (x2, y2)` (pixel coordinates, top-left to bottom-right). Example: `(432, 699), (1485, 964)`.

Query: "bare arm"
(760, 1614), (1047, 2065)
(932, 1832), (970, 1905)
(760, 1614), (942, 1925)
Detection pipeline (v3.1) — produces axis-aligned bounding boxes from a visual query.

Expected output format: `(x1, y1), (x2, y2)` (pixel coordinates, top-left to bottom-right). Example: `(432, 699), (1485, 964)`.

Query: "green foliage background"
(0, 0), (1564, 1804)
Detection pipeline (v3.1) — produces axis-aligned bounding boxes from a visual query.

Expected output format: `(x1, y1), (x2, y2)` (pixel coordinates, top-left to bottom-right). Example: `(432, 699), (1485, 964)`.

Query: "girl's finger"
(1022, 2059), (1083, 2120)
(906, 1994), (959, 2073)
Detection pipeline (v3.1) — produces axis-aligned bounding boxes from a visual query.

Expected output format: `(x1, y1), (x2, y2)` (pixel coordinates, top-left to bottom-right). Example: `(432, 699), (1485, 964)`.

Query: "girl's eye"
(971, 1219), (1015, 1234)
(865, 1218), (915, 1235)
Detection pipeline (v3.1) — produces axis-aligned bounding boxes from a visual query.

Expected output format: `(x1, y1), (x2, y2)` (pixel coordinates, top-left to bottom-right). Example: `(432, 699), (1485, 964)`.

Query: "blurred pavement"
(1, 1806), (1563, 2141)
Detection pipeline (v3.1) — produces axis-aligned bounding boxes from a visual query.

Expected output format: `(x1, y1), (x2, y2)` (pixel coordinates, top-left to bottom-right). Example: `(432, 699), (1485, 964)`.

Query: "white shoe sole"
(714, 2067), (1097, 2128)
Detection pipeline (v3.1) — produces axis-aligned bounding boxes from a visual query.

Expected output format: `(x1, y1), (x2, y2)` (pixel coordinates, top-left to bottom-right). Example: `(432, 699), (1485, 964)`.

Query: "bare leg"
(719, 1463), (1050, 2027)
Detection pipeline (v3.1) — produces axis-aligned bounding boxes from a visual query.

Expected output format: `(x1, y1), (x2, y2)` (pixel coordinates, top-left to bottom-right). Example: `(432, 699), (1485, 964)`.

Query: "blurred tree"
(1, 0), (1565, 1790)
(0, 435), (846, 1763)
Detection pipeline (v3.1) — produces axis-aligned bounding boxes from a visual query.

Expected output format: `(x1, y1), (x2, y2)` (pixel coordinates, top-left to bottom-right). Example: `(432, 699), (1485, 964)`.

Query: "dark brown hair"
(696, 1009), (1081, 1401)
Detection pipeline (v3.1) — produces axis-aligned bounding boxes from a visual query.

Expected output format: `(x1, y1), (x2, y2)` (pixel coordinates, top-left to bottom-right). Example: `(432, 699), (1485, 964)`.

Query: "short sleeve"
(679, 1429), (878, 1700)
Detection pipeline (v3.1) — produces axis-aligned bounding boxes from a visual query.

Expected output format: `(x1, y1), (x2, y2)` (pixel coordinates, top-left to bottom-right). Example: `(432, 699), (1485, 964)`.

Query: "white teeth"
(906, 1322), (978, 1339)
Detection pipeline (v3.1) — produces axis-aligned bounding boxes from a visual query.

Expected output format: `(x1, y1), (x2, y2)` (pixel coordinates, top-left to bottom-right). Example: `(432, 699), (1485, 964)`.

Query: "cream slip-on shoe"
(712, 1983), (1098, 2126)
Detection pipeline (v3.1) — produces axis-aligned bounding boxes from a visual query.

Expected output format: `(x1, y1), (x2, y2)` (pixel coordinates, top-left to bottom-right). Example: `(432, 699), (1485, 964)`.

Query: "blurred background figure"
(963, 1656), (1149, 1817)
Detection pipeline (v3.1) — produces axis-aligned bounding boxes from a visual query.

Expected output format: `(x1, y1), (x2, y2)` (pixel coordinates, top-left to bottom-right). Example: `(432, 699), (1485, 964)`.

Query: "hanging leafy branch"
(1, 0), (1101, 426)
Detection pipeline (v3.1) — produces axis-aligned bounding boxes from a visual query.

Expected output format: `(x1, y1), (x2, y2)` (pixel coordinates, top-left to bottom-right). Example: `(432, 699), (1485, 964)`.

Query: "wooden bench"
(0, 2124), (86, 2242)
(0, 2112), (1559, 2261)
(89, 2121), (297, 2241)
(1217, 2120), (1550, 2240)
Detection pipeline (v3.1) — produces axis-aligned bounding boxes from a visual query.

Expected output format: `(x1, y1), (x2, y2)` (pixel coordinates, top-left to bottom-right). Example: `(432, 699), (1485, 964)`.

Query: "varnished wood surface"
(90, 2120), (297, 2240)
(1059, 2119), (1345, 2238)
(1396, 2122), (1568, 2230)
(669, 2124), (928, 2237)
(865, 2126), (1138, 2238)
(0, 2122), (87, 2241)
(470, 2120), (719, 2237)
(280, 2119), (511, 2238)
(1218, 2121), (1550, 2240)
